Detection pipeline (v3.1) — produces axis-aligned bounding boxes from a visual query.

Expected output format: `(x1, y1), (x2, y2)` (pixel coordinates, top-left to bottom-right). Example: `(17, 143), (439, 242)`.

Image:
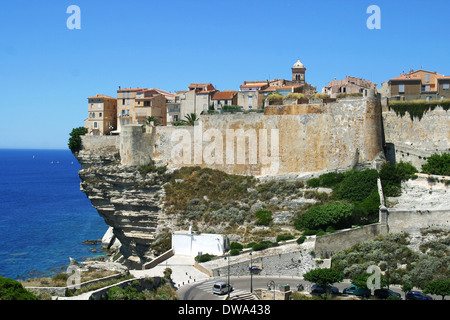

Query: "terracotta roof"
(212, 90), (237, 100)
(240, 83), (268, 88)
(188, 83), (215, 89)
(390, 70), (443, 81)
(87, 94), (116, 100)
(117, 88), (146, 92)
(142, 88), (175, 98)
(262, 85), (302, 92)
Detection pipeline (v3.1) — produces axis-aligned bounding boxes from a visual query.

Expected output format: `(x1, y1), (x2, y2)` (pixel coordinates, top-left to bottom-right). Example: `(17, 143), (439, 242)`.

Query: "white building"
(171, 228), (228, 257)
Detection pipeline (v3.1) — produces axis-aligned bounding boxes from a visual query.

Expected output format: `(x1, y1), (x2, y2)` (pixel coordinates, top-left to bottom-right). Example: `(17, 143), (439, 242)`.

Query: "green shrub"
(284, 93), (307, 100)
(254, 209), (273, 226)
(351, 190), (381, 224)
(421, 153), (450, 176)
(222, 105), (242, 112)
(195, 253), (215, 263)
(252, 241), (277, 251)
(230, 249), (241, 256)
(266, 93), (284, 101)
(276, 234), (294, 242)
(230, 242), (244, 251)
(294, 202), (353, 231)
(332, 169), (379, 203)
(68, 127), (88, 153)
(0, 276), (39, 300)
(297, 235), (307, 244)
(379, 161), (418, 197)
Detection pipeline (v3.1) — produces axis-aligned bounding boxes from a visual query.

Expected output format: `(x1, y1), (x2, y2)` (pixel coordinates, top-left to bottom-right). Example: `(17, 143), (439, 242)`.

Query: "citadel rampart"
(382, 99), (450, 169)
(119, 90), (384, 176)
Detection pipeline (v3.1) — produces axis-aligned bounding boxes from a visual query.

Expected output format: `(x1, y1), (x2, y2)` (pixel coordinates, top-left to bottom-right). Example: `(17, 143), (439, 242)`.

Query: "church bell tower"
(292, 59), (306, 85)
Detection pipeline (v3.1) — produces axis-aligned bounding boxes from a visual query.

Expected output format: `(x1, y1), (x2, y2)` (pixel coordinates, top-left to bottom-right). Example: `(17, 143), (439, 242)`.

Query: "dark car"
(406, 291), (433, 300)
(343, 285), (371, 298)
(311, 284), (339, 295)
(374, 288), (402, 300)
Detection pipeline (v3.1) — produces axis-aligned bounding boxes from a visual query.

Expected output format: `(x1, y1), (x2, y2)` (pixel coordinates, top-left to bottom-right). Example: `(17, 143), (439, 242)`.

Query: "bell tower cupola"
(292, 59), (306, 85)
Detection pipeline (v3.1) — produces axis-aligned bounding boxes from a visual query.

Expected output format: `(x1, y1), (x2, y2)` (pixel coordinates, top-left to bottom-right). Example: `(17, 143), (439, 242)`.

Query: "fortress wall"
(382, 104), (450, 169)
(81, 135), (118, 150)
(120, 94), (384, 176)
(387, 209), (450, 233)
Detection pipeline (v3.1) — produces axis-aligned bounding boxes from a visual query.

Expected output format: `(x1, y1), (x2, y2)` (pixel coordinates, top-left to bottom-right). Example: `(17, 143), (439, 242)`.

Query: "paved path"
(129, 255), (211, 289)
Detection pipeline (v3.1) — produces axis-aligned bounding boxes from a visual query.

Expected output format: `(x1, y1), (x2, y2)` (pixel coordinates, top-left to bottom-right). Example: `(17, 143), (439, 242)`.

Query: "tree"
(0, 276), (38, 300)
(401, 282), (413, 297)
(184, 113), (198, 126)
(424, 280), (450, 300)
(143, 116), (160, 126)
(303, 268), (344, 291)
(68, 127), (88, 154)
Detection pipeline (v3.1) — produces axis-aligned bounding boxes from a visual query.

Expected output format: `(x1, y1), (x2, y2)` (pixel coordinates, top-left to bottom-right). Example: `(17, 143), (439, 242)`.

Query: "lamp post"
(226, 252), (231, 300)
(249, 251), (253, 293)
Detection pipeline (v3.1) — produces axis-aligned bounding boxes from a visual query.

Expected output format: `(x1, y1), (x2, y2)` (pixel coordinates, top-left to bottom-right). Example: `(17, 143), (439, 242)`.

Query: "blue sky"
(0, 0), (449, 149)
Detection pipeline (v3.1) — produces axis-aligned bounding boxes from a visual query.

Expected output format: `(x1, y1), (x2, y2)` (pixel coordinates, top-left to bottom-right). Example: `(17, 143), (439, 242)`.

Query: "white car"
(213, 281), (233, 295)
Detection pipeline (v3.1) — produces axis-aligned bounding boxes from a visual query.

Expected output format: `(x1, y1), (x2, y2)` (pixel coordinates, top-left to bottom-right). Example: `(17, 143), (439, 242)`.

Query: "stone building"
(237, 59), (317, 109)
(388, 69), (450, 101)
(322, 76), (377, 98)
(117, 87), (175, 130)
(211, 90), (238, 110)
(117, 88), (146, 132)
(175, 83), (217, 119)
(85, 94), (117, 135)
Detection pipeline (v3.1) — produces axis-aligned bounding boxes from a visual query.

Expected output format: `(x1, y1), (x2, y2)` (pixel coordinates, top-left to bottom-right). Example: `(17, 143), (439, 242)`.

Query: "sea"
(0, 149), (108, 280)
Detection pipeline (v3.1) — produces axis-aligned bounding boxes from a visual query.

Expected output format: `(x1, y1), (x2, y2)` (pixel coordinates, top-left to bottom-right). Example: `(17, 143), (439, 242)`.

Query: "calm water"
(0, 149), (108, 280)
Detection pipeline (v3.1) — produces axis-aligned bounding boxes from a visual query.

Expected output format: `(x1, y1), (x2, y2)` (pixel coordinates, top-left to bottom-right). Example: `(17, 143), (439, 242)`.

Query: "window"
(248, 95), (253, 105)
(426, 96), (432, 101)
(93, 122), (98, 129)
(99, 112), (102, 118)
(425, 74), (430, 83)
(443, 83), (449, 90)
(399, 84), (405, 93)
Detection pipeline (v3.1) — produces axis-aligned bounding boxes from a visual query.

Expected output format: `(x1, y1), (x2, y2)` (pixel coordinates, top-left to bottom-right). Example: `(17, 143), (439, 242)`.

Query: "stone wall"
(382, 102), (450, 169)
(387, 209), (450, 233)
(119, 92), (384, 176)
(81, 135), (118, 150)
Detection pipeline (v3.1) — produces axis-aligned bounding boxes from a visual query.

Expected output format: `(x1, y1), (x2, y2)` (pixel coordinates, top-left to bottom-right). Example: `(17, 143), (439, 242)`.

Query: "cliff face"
(76, 147), (169, 269)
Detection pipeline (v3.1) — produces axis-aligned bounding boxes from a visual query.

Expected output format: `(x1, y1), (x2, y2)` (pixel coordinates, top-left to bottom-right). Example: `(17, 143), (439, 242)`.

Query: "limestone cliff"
(76, 147), (169, 269)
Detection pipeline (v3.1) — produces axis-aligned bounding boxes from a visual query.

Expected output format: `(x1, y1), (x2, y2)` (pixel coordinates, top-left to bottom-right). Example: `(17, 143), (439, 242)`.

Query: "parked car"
(406, 291), (433, 300)
(213, 281), (233, 295)
(311, 284), (339, 295)
(343, 285), (371, 298)
(374, 288), (402, 300)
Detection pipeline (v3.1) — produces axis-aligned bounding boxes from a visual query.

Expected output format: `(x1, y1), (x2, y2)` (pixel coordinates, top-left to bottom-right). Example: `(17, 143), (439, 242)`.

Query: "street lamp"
(225, 252), (231, 300)
(249, 251), (253, 293)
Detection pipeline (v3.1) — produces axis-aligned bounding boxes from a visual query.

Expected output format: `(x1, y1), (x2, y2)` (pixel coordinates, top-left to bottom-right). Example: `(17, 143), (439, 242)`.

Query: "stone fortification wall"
(120, 91), (384, 176)
(382, 102), (450, 169)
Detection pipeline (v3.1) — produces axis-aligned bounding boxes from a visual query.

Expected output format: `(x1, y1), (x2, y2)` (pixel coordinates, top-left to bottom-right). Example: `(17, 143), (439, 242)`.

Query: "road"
(178, 275), (445, 300)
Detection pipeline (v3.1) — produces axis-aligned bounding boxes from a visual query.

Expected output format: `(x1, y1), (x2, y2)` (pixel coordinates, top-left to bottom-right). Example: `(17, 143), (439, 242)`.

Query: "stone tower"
(292, 59), (306, 85)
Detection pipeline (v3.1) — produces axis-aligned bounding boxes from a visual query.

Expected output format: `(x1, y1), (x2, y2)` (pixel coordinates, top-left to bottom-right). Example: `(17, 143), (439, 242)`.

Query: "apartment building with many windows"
(388, 69), (450, 101)
(85, 94), (117, 135)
